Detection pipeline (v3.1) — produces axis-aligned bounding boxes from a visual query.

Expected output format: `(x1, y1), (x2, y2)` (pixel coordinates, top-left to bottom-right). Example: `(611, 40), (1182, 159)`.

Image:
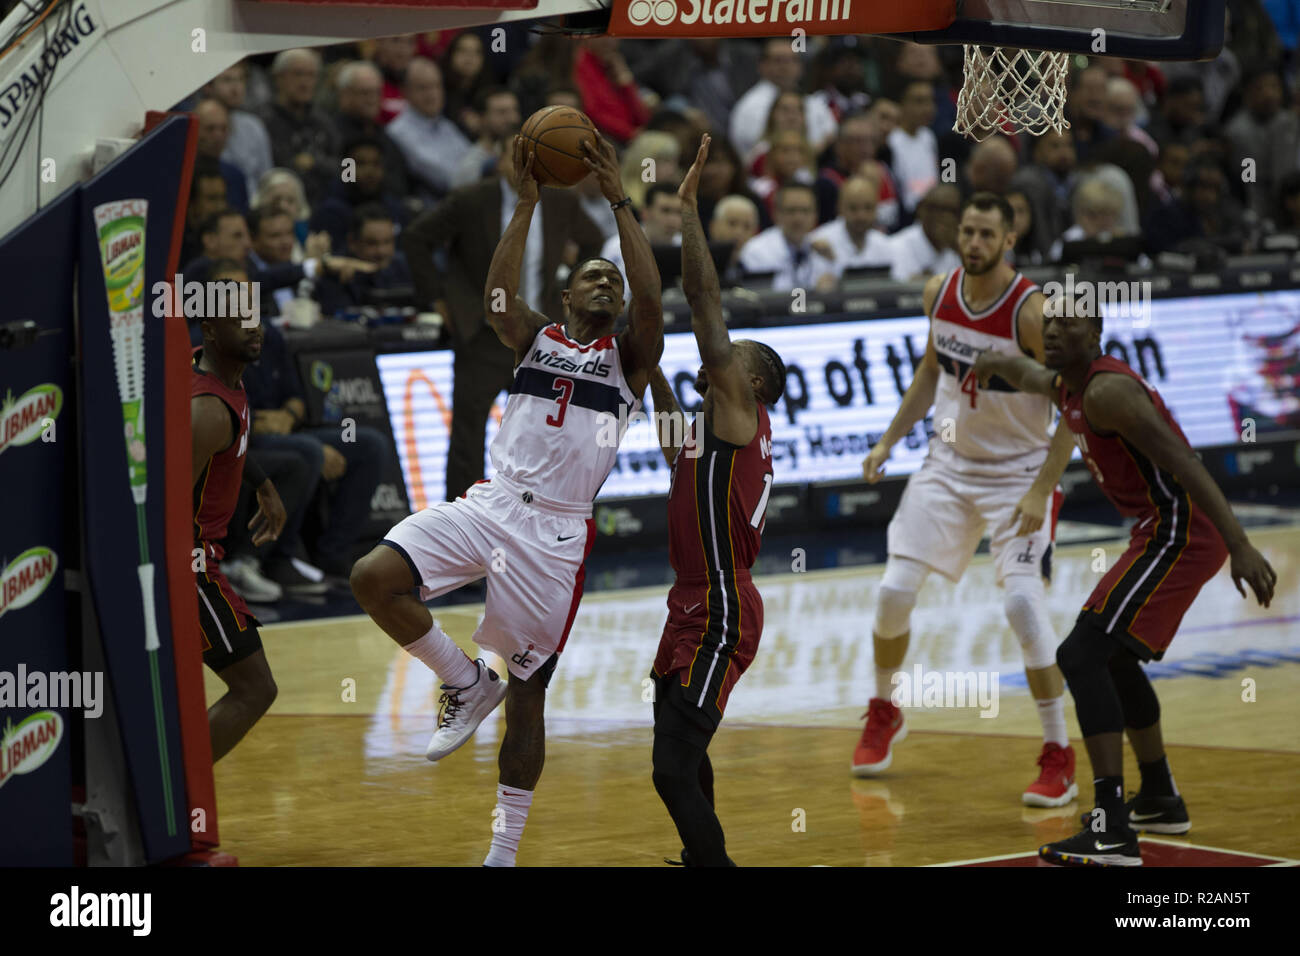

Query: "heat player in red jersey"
(976, 297), (1276, 867)
(191, 260), (287, 760)
(647, 135), (785, 867)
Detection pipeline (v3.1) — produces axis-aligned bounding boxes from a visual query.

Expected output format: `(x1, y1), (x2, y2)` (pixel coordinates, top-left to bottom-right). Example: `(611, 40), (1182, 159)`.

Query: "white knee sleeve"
(875, 557), (929, 639)
(1003, 575), (1059, 670)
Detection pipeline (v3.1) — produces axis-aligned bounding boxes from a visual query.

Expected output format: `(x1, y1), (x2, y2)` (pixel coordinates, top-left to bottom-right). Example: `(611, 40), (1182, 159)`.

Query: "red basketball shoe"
(851, 698), (906, 776)
(1023, 742), (1078, 807)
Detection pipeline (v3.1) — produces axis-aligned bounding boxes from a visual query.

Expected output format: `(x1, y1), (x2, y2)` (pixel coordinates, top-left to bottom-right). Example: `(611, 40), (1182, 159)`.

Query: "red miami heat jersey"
(667, 402), (774, 579)
(931, 268), (1054, 465)
(1058, 356), (1205, 521)
(192, 349), (250, 562)
(1061, 355), (1227, 660)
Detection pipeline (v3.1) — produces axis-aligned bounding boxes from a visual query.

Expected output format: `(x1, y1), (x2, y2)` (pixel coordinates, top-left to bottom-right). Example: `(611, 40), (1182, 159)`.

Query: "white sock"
(404, 622), (477, 688)
(483, 784), (534, 867)
(875, 663), (900, 704)
(1036, 695), (1069, 747)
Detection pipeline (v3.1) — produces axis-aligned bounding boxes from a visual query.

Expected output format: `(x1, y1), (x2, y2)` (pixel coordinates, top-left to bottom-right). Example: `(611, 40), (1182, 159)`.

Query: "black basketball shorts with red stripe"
(1078, 506), (1228, 661)
(652, 571), (764, 729)
(195, 565), (264, 672)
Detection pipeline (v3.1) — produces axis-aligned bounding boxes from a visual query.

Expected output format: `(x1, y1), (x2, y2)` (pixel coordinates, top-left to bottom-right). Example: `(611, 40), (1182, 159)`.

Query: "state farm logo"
(0, 710), (63, 790)
(0, 384), (61, 456)
(624, 0), (854, 28)
(627, 0), (678, 25)
(0, 547), (58, 621)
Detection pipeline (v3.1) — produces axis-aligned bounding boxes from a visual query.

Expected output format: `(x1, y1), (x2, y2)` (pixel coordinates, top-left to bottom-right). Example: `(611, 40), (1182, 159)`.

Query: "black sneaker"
(1040, 826), (1142, 867)
(1127, 793), (1191, 834)
(663, 848), (736, 866)
(266, 556), (329, 596)
(1080, 792), (1190, 834)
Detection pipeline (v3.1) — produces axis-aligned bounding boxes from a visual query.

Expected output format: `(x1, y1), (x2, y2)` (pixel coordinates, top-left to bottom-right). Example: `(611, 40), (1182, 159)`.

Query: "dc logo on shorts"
(512, 643), (536, 669)
(626, 0), (678, 26)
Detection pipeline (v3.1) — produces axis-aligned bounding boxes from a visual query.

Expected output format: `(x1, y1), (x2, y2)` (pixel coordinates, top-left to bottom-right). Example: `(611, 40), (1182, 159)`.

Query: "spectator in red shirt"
(574, 36), (650, 145)
(370, 34), (417, 124)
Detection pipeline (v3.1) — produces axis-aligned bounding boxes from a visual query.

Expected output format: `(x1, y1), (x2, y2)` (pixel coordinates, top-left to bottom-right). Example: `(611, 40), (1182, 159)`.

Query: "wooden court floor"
(206, 525), (1300, 866)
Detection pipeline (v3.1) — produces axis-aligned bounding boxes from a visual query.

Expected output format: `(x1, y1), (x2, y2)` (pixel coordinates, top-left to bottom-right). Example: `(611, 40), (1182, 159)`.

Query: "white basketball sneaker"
(426, 660), (507, 763)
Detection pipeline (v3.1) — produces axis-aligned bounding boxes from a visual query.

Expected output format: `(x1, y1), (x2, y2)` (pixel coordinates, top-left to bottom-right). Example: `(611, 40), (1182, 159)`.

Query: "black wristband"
(610, 197), (633, 211)
(242, 456), (268, 490)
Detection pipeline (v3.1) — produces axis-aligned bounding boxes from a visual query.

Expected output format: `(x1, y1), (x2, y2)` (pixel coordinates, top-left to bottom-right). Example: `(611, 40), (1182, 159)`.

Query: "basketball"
(519, 106), (597, 188)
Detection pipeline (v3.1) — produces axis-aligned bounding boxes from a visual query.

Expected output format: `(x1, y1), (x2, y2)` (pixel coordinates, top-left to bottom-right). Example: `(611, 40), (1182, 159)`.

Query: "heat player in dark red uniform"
(976, 297), (1276, 867)
(647, 135), (786, 867)
(191, 260), (287, 761)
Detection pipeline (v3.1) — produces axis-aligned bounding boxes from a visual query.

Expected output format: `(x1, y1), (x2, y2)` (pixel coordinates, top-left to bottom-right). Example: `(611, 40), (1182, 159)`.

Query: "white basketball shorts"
(887, 448), (1061, 586)
(381, 475), (596, 680)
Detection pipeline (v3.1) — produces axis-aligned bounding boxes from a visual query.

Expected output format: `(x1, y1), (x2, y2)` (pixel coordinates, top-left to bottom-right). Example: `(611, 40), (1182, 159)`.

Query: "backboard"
(894, 0), (1226, 61)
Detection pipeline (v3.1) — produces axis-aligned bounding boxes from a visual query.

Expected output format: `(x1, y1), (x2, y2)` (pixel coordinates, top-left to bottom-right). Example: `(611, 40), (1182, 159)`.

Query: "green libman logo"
(0, 711), (63, 790)
(610, 0), (955, 36)
(93, 199), (149, 499)
(0, 384), (61, 456)
(0, 547), (58, 621)
(94, 200), (147, 314)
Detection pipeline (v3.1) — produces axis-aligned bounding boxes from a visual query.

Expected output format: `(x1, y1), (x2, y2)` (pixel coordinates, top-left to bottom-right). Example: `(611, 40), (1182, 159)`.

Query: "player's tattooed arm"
(585, 134), (663, 392)
(679, 135), (753, 444)
(192, 395), (233, 488)
(649, 367), (686, 467)
(1083, 373), (1277, 607)
(679, 136), (729, 368)
(863, 275), (944, 482)
(484, 138), (551, 362)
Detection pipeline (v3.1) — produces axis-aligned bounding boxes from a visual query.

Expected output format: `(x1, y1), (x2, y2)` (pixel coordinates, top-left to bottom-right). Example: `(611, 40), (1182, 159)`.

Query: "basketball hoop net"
(954, 45), (1072, 141)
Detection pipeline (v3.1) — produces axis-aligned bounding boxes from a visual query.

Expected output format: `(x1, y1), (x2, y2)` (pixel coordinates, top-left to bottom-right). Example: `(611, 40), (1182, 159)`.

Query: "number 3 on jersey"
(546, 376), (574, 427)
(959, 363), (979, 409)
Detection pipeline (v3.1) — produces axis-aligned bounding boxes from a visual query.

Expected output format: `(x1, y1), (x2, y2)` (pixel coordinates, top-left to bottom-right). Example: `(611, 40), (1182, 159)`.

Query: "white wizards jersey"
(929, 268), (1053, 466)
(489, 323), (641, 508)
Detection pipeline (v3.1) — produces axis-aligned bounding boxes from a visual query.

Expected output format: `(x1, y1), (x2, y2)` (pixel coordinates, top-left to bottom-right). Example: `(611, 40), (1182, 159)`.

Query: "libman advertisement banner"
(0, 188), (77, 865)
(78, 115), (204, 863)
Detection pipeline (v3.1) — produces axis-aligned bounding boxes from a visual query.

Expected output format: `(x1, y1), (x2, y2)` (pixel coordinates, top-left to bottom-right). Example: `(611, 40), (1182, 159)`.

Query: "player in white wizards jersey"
(350, 135), (664, 865)
(853, 192), (1081, 807)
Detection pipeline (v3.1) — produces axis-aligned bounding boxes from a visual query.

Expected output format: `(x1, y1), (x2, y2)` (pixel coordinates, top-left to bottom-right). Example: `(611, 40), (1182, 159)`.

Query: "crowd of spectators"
(177, 3), (1300, 604)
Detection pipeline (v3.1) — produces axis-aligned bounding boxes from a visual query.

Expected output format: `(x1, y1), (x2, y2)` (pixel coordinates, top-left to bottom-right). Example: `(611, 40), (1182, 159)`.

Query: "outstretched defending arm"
(581, 135), (663, 394)
(972, 348), (1058, 399)
(649, 367), (687, 467)
(1082, 373), (1277, 607)
(679, 134), (755, 446)
(484, 139), (551, 363)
